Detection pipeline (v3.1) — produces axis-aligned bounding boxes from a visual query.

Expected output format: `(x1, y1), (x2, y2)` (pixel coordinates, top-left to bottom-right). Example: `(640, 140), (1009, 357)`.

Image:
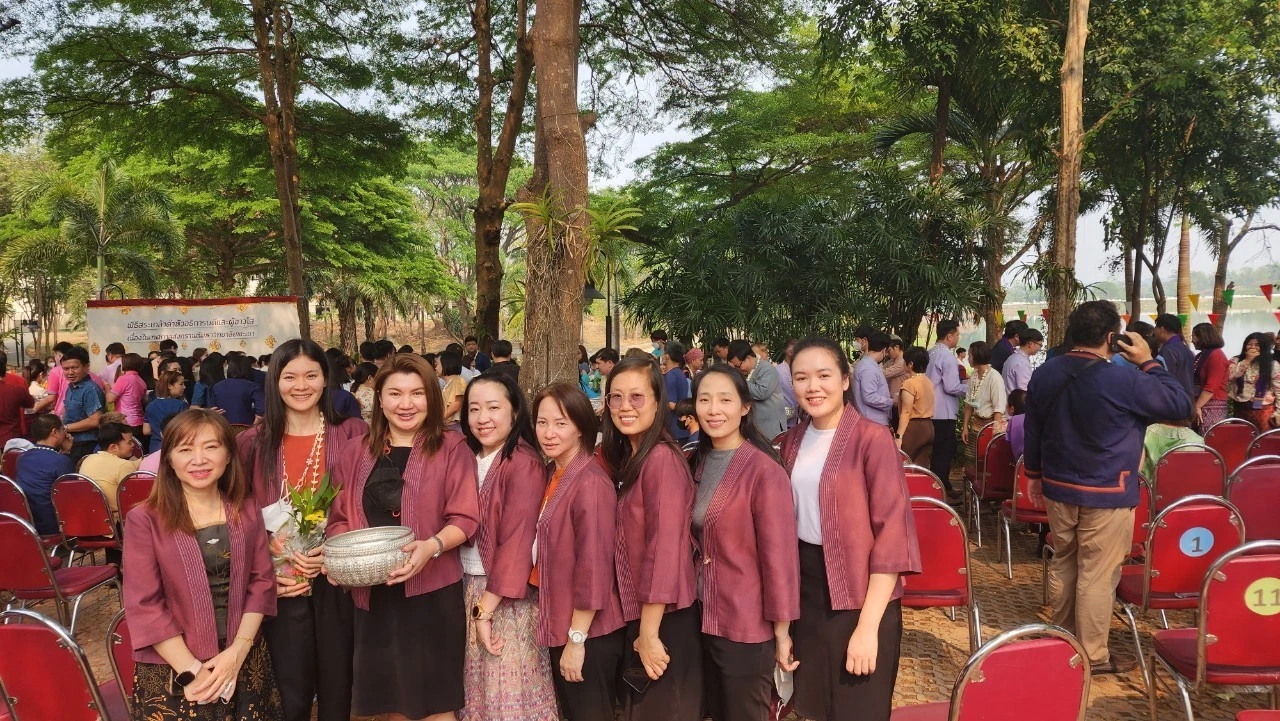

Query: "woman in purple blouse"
(122, 408), (280, 720)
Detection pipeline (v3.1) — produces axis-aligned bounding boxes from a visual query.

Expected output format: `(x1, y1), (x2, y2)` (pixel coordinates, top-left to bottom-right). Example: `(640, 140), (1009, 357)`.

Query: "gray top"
(692, 448), (737, 537)
(195, 523), (231, 645)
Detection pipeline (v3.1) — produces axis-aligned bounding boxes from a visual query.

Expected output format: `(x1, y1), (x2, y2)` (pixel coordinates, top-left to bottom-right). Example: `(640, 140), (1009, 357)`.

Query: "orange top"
(529, 467), (565, 587)
(281, 433), (327, 490)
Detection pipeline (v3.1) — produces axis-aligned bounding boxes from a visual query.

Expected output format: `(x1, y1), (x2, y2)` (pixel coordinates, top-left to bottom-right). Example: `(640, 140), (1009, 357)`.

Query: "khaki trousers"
(1045, 500), (1135, 665)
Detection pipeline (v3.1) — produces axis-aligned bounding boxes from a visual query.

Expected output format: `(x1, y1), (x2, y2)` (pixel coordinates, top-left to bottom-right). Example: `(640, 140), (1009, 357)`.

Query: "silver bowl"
(324, 526), (415, 587)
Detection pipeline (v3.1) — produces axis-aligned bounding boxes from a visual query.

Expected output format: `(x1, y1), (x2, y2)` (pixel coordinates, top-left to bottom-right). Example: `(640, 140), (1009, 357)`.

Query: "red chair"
(0, 512), (120, 634)
(1247, 428), (1280, 460)
(969, 433), (1015, 547)
(1041, 480), (1153, 606)
(962, 421), (997, 490)
(1204, 418), (1257, 476)
(999, 457), (1050, 579)
(1148, 540), (1280, 721)
(0, 474), (65, 558)
(1239, 713), (1280, 721)
(1, 448), (21, 479)
(106, 609), (133, 714)
(115, 471), (156, 523)
(1226, 455), (1280, 543)
(51, 473), (121, 564)
(1150, 443), (1227, 513)
(902, 496), (982, 652)
(1116, 495), (1245, 691)
(0, 608), (126, 720)
(904, 464), (946, 501)
(890, 623), (1090, 721)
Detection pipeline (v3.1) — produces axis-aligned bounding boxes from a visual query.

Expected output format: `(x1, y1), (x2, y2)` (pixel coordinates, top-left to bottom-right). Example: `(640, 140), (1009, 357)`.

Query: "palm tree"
(12, 155), (180, 297)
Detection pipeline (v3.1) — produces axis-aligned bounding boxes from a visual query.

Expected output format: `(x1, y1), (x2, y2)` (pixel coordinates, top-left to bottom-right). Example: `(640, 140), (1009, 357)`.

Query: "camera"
(1109, 332), (1133, 355)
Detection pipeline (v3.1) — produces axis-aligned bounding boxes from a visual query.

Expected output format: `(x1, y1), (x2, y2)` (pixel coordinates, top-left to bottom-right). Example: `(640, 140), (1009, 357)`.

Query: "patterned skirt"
(1196, 398), (1229, 434)
(963, 413), (993, 469)
(131, 637), (282, 721)
(1234, 401), (1276, 431)
(459, 574), (558, 721)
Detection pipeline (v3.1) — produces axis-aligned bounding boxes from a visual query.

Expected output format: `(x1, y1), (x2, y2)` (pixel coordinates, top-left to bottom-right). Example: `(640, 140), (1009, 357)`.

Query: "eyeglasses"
(606, 392), (653, 410)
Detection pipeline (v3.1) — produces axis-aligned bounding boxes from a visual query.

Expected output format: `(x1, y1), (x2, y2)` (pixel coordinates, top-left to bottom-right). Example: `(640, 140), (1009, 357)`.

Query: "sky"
(3, 54), (1277, 286)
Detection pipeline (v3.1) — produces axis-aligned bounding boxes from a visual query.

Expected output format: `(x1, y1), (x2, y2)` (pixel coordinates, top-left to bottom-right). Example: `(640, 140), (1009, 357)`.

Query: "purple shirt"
(778, 361), (797, 409)
(1002, 349), (1034, 393)
(927, 343), (968, 420)
(1007, 414), (1026, 460)
(853, 355), (892, 425)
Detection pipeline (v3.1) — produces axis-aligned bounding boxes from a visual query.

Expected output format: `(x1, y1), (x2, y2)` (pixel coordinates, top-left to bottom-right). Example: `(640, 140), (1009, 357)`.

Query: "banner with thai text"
(85, 296), (300, 370)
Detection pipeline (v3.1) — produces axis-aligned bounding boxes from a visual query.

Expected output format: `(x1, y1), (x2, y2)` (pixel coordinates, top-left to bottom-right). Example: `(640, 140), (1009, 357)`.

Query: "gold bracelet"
(235, 635), (255, 646)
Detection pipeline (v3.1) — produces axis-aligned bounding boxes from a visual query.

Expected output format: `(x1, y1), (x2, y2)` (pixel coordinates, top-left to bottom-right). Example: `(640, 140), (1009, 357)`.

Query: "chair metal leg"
(1001, 516), (1014, 579)
(1118, 603), (1150, 691)
(1160, 610), (1169, 629)
(969, 600), (983, 652)
(68, 593), (87, 634)
(1147, 653), (1160, 721)
(947, 607), (956, 621)
(974, 499), (984, 547)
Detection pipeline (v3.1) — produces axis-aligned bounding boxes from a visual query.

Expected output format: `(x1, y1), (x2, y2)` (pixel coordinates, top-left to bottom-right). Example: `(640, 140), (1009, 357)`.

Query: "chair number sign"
(1179, 527), (1213, 558)
(1245, 578), (1280, 616)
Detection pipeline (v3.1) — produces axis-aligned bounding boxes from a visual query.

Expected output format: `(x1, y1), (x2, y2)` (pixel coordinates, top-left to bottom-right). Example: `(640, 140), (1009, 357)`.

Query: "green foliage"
(625, 164), (986, 347)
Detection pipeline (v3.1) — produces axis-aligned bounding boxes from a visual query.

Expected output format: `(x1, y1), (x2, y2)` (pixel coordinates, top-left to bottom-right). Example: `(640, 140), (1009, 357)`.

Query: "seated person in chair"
(14, 413), (74, 536)
(79, 421), (142, 516)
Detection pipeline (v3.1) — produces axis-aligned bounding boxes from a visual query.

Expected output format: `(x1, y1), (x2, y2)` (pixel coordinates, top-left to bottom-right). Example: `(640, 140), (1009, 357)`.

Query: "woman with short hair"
(1192, 322), (1230, 432)
(895, 347), (935, 468)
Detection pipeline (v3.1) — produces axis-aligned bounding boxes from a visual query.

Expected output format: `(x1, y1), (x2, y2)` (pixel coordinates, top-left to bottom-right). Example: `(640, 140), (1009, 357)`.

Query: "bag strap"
(1035, 356), (1105, 429)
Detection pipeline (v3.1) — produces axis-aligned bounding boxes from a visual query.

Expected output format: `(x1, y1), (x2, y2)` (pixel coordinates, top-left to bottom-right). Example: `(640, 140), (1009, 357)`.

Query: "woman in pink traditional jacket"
(531, 382), (626, 721)
(780, 337), (922, 721)
(326, 353), (480, 721)
(122, 408), (280, 720)
(236, 338), (366, 721)
(689, 366), (800, 721)
(599, 355), (701, 721)
(458, 372), (557, 721)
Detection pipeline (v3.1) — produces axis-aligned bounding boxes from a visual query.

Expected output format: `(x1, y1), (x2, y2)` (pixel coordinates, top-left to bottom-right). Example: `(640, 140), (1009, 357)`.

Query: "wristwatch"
(567, 628), (587, 645)
(471, 603), (495, 622)
(174, 659), (202, 687)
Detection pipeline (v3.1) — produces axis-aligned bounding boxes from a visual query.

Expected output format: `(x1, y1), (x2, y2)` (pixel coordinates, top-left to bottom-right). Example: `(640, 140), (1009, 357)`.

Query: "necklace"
(282, 423), (327, 491)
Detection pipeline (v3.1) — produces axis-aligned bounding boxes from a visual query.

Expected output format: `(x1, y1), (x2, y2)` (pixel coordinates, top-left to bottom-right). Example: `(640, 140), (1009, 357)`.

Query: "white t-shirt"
(792, 424), (836, 545)
(460, 450), (499, 576)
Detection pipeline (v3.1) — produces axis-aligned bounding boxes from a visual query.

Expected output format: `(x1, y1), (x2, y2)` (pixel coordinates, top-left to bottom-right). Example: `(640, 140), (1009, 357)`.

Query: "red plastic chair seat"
(1238, 712), (1280, 720)
(10, 565), (117, 600)
(901, 589), (967, 608)
(39, 533), (63, 549)
(1115, 566), (1199, 610)
(1154, 629), (1280, 685)
(70, 535), (120, 550)
(1000, 499), (1049, 524)
(890, 701), (947, 721)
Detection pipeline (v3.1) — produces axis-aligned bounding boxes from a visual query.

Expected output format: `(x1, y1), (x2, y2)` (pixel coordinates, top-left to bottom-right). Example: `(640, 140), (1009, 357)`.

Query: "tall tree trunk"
(1122, 243), (1133, 313)
(1176, 211), (1191, 316)
(929, 73), (951, 186)
(249, 0), (309, 338)
(981, 249), (1005, 344)
(471, 0), (533, 351)
(1129, 243), (1144, 320)
(1047, 0), (1090, 345)
(1152, 274), (1167, 315)
(337, 297), (357, 355)
(361, 298), (375, 341)
(519, 0), (590, 393)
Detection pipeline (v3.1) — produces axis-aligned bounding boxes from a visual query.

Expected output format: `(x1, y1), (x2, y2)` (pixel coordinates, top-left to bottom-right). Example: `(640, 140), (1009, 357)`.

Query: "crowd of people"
(5, 300), (1275, 721)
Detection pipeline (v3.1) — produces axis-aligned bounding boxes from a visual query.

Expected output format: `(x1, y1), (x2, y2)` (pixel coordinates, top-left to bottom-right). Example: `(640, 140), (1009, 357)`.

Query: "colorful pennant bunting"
(1264, 284), (1274, 303)
(1121, 313), (1131, 325)
(1188, 293), (1200, 310)
(1017, 310), (1026, 321)
(1209, 313), (1223, 325)
(1223, 288), (1235, 307)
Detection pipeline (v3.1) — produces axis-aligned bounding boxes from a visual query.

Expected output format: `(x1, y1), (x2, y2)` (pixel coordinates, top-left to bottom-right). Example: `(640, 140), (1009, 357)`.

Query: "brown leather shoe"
(1091, 652), (1139, 675)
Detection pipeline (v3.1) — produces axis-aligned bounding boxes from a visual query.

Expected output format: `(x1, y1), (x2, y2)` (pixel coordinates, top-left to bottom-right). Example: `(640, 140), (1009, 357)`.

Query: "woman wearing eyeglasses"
(600, 355), (701, 721)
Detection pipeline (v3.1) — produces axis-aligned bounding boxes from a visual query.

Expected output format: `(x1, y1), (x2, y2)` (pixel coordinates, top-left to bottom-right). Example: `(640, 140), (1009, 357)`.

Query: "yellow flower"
(305, 511), (326, 524)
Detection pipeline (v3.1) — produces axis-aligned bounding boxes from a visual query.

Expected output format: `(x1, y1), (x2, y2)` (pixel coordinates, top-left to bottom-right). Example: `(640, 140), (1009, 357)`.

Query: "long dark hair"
(460, 372), (537, 461)
(600, 355), (679, 494)
(791, 336), (857, 406)
(1241, 332), (1274, 394)
(688, 365), (782, 470)
(254, 339), (342, 488)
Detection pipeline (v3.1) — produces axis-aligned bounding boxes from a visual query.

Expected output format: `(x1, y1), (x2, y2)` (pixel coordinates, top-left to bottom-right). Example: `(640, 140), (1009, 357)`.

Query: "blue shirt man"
(15, 415), (75, 536)
(59, 348), (105, 465)
(1153, 315), (1195, 398)
(927, 321), (969, 493)
(853, 333), (894, 425)
(662, 349), (691, 442)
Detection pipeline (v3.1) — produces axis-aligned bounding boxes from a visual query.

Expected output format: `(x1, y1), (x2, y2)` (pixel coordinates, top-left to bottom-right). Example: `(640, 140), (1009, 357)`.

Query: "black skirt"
(793, 541), (902, 721)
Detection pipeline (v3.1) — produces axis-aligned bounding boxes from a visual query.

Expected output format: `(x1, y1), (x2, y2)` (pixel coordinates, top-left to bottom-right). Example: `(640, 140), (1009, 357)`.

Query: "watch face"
(175, 670), (197, 687)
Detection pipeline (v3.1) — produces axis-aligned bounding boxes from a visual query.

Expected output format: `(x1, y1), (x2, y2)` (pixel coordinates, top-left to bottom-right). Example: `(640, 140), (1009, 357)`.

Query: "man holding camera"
(1024, 300), (1191, 676)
